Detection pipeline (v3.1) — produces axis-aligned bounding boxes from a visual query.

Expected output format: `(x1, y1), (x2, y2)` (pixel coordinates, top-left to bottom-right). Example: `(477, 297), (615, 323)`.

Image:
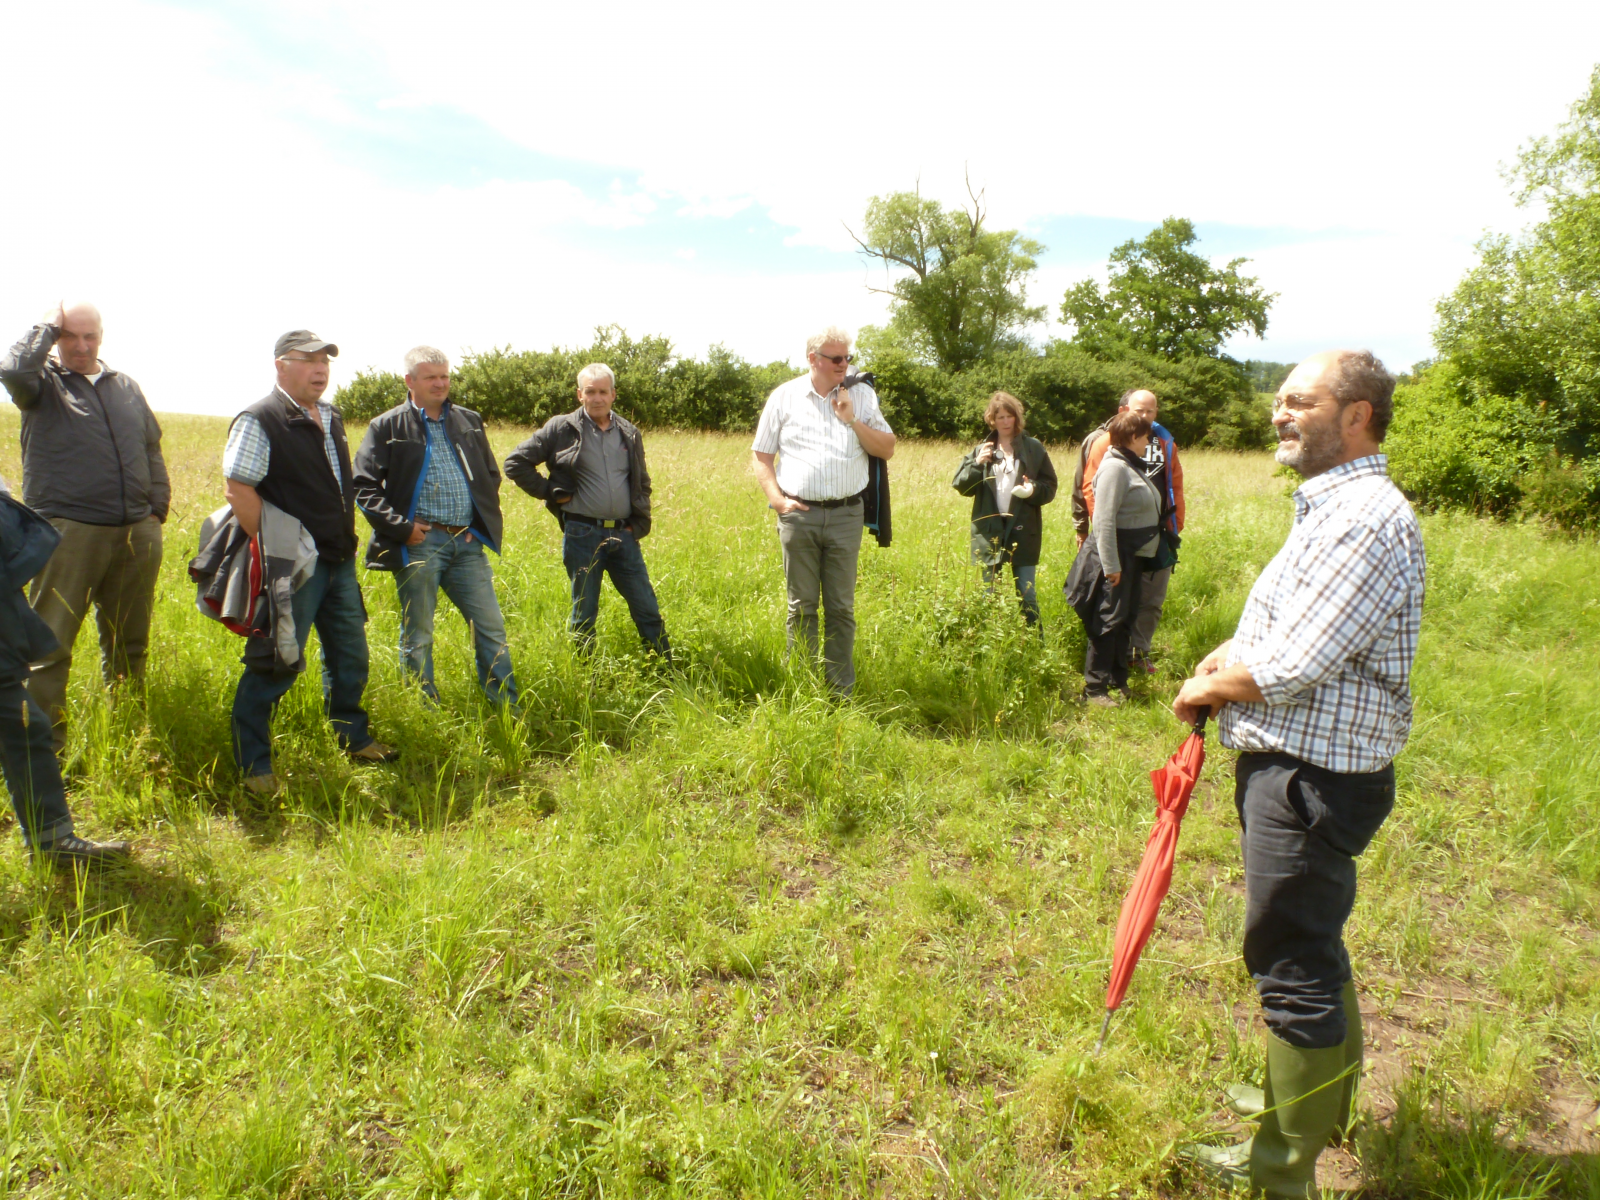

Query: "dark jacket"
(352, 400), (505, 571)
(952, 432), (1059, 568)
(503, 408), (653, 539)
(234, 390), (358, 562)
(0, 323), (171, 526)
(0, 490), (62, 685)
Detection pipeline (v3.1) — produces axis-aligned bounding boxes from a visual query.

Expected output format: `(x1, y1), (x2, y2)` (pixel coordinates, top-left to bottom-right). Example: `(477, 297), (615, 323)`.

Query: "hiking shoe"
(242, 772), (282, 797)
(348, 740), (399, 764)
(1084, 691), (1122, 709)
(35, 834), (132, 867)
(1131, 650), (1158, 675)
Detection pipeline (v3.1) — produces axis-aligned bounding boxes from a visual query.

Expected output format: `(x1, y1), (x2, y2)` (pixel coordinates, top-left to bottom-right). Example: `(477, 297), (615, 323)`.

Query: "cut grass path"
(0, 410), (1595, 1197)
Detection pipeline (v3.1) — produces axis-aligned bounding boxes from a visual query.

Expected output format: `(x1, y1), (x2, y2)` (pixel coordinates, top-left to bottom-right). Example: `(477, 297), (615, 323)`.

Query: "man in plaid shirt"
(1173, 350), (1425, 1198)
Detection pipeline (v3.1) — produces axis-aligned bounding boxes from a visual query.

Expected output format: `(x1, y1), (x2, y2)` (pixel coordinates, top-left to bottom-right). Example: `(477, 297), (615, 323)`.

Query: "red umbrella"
(1093, 709), (1209, 1054)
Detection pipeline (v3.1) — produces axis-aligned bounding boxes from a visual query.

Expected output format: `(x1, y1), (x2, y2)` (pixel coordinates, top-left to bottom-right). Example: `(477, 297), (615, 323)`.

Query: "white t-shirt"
(994, 447), (1021, 514)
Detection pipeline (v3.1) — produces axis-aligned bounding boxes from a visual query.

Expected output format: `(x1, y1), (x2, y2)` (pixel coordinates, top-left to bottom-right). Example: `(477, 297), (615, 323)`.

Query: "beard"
(1274, 416), (1343, 476)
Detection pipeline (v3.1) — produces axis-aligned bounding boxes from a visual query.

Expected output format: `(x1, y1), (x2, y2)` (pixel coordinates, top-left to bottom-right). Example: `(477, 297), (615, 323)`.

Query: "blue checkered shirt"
(1220, 455), (1426, 774)
(413, 402), (474, 526)
(222, 389), (342, 487)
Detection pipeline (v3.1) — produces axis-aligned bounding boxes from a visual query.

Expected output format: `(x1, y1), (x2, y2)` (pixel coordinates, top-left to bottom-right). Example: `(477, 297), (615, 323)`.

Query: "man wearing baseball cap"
(222, 331), (397, 795)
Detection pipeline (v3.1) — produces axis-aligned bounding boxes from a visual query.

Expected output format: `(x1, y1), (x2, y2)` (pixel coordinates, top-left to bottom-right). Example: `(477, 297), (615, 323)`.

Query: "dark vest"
(236, 390), (357, 562)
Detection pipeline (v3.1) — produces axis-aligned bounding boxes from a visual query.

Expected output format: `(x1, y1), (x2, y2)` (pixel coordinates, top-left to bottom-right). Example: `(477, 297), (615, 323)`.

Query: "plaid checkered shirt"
(413, 402), (474, 526)
(1220, 455), (1426, 774)
(222, 388), (342, 487)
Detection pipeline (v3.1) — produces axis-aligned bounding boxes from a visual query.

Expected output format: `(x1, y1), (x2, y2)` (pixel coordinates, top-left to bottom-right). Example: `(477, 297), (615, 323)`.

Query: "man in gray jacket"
(1, 303), (170, 755)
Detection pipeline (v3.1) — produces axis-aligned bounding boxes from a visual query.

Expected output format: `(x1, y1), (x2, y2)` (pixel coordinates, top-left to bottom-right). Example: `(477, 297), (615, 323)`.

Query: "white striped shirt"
(751, 374), (892, 501)
(1220, 455), (1426, 774)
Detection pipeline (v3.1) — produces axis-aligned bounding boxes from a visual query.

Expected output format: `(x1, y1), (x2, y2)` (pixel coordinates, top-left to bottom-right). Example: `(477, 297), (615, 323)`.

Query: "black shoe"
(35, 835), (132, 866)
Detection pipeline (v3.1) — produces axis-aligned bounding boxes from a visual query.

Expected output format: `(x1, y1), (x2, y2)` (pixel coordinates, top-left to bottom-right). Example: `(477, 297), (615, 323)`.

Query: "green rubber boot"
(1249, 1033), (1347, 1198)
(1225, 983), (1364, 1142)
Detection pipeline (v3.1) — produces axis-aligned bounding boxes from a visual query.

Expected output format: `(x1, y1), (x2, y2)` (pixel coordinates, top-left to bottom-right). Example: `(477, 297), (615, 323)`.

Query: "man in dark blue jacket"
(0, 477), (130, 864)
(352, 347), (518, 708)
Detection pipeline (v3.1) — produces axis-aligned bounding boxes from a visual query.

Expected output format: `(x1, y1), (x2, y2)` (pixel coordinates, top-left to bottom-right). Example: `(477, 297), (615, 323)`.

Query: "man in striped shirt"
(1172, 350), (1425, 1197)
(751, 326), (896, 695)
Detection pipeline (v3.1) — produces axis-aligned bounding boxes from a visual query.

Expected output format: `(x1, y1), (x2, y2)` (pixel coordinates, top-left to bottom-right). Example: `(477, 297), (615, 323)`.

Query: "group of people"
(952, 385), (1185, 704)
(4, 304), (1424, 1199)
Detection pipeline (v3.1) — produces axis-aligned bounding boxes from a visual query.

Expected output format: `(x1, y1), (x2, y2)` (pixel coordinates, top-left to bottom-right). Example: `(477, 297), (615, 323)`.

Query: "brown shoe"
(348, 740), (399, 764)
(242, 772), (282, 797)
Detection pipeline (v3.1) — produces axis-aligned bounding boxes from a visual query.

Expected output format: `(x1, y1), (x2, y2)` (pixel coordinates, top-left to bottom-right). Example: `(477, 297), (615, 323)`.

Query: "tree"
(1061, 217), (1274, 359)
(851, 182), (1045, 373)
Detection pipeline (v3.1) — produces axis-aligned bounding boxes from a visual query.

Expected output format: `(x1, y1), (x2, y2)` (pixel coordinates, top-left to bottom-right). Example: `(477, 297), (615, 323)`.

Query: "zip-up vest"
(237, 391), (357, 562)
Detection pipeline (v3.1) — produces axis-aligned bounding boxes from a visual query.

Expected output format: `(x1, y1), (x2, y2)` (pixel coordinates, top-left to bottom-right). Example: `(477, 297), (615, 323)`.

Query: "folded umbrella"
(1094, 709), (1209, 1054)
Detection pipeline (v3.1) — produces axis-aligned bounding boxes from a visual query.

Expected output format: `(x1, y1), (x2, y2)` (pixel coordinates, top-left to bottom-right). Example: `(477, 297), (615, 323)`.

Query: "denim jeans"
(1236, 752), (1396, 1049)
(562, 521), (670, 656)
(394, 529), (518, 706)
(983, 561), (1040, 626)
(231, 557), (373, 777)
(776, 501), (863, 693)
(0, 680), (74, 846)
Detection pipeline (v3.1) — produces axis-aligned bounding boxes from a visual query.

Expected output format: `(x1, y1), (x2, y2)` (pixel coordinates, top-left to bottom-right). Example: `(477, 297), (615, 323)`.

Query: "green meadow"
(0, 408), (1595, 1198)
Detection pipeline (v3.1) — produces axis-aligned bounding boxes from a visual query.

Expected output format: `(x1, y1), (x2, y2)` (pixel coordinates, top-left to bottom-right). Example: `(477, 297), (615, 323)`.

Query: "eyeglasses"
(279, 354), (331, 365)
(814, 352), (854, 366)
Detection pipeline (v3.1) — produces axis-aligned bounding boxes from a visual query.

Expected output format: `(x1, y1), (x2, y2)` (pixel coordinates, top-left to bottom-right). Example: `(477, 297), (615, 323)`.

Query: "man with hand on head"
(353, 347), (519, 709)
(750, 325), (896, 696)
(0, 302), (169, 757)
(224, 331), (397, 796)
(505, 363), (670, 659)
(1075, 388), (1184, 673)
(1172, 351), (1424, 1198)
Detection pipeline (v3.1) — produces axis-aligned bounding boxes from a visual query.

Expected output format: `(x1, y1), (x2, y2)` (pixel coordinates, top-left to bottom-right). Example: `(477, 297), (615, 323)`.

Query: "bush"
(1385, 363), (1598, 529)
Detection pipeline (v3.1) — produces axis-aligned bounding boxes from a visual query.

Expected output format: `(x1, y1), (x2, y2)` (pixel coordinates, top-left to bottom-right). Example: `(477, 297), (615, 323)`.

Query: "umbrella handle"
(1093, 1010), (1113, 1056)
(1194, 706), (1210, 734)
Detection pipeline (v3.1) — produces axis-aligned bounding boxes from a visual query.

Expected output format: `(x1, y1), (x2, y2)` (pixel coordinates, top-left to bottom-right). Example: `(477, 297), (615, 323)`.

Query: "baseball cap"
(274, 330), (339, 358)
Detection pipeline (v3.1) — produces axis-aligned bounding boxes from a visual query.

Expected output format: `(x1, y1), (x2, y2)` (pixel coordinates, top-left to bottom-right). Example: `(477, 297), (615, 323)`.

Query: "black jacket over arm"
(502, 408), (654, 539)
(351, 400), (506, 571)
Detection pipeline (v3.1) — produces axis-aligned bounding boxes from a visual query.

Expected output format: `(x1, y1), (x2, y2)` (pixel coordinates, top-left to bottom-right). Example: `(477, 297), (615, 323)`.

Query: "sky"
(3, 0), (1598, 415)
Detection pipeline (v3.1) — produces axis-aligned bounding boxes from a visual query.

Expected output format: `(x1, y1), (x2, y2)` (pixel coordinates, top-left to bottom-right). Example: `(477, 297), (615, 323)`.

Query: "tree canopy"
(1061, 217), (1274, 360)
(851, 184), (1045, 373)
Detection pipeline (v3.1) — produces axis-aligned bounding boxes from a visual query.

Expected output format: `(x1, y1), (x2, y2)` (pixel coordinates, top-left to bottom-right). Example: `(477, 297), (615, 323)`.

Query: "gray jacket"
(0, 323), (171, 526)
(1091, 447), (1162, 575)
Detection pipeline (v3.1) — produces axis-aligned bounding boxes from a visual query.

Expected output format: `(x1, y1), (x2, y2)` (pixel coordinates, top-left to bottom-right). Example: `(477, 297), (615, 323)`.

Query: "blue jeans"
(394, 529), (518, 706)
(984, 561), (1040, 626)
(231, 557), (373, 777)
(562, 521), (670, 656)
(0, 680), (74, 846)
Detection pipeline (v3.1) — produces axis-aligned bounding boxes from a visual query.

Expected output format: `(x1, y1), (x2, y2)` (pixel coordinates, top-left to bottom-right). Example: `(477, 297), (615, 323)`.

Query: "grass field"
(0, 407), (1596, 1198)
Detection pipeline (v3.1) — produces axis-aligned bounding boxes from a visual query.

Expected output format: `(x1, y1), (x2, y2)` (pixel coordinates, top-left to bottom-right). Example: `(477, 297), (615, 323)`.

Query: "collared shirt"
(412, 400), (474, 526)
(568, 411), (632, 520)
(223, 387), (342, 486)
(1221, 455), (1426, 774)
(751, 374), (893, 501)
(994, 446), (1021, 515)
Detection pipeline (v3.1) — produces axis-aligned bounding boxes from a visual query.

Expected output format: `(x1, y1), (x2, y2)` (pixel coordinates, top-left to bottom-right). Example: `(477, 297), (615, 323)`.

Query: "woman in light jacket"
(952, 392), (1058, 627)
(1066, 410), (1161, 704)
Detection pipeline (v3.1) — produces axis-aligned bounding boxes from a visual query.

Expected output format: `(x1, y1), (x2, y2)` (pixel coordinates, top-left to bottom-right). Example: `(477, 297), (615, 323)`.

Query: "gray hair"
(805, 325), (853, 357)
(1328, 350), (1396, 442)
(576, 362), (615, 390)
(404, 345), (449, 375)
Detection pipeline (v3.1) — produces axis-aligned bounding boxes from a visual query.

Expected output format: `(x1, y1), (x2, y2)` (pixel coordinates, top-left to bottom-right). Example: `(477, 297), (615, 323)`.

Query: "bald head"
(54, 301), (104, 375)
(1121, 389), (1159, 423)
(1272, 349), (1392, 476)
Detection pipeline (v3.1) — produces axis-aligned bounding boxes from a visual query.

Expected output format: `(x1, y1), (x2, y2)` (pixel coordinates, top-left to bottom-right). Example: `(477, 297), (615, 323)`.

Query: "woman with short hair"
(1065, 410), (1161, 704)
(953, 392), (1058, 628)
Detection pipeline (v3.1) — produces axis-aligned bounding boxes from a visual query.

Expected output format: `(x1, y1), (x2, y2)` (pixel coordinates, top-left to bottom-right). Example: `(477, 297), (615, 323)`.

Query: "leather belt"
(565, 512), (628, 529)
(789, 493), (862, 509)
(432, 523), (471, 535)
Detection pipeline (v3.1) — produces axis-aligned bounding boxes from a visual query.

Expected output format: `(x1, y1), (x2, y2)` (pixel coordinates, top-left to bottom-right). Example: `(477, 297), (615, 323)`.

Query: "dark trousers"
(0, 680), (74, 846)
(562, 522), (670, 656)
(1236, 752), (1395, 1049)
(1083, 563), (1145, 695)
(231, 557), (374, 777)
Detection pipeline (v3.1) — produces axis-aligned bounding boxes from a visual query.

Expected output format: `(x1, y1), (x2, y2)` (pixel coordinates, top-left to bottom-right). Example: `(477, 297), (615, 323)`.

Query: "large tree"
(851, 183), (1045, 372)
(1061, 217), (1274, 359)
(1434, 64), (1600, 447)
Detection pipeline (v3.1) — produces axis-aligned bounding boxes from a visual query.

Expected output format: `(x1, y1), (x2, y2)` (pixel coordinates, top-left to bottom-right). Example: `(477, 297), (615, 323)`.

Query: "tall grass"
(0, 408), (1595, 1197)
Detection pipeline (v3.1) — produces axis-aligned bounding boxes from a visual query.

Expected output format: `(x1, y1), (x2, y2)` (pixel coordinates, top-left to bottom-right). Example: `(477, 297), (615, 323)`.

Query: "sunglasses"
(814, 352), (854, 366)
